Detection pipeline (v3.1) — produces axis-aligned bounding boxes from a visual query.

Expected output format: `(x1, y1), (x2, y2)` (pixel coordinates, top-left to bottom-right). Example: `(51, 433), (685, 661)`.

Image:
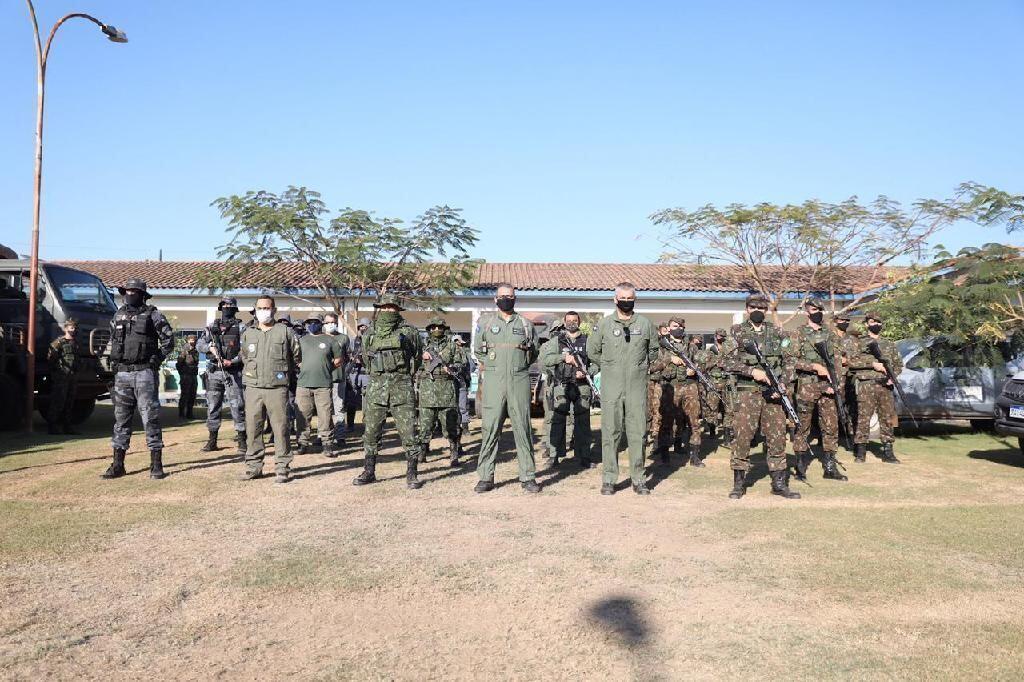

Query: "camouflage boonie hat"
(426, 316), (448, 329)
(217, 295), (238, 310)
(745, 294), (769, 307)
(865, 312), (884, 323)
(117, 277), (151, 299)
(668, 316), (686, 327)
(803, 296), (826, 310)
(305, 313), (324, 323)
(715, 327), (727, 336)
(357, 317), (371, 329)
(373, 293), (405, 310)
(833, 310), (852, 321)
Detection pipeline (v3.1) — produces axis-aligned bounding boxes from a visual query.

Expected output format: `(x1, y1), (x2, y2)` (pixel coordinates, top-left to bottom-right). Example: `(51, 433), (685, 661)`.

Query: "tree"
(195, 187), (481, 330)
(650, 183), (1021, 323)
(868, 243), (1024, 366)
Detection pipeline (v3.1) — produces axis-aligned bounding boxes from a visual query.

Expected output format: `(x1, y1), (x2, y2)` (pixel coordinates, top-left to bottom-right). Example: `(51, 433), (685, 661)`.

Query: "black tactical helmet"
(218, 296), (238, 310)
(117, 277), (151, 299)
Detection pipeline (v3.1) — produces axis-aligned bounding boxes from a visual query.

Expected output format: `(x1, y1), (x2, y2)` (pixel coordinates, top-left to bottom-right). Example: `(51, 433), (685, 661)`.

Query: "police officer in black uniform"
(102, 278), (174, 480)
(197, 296), (247, 455)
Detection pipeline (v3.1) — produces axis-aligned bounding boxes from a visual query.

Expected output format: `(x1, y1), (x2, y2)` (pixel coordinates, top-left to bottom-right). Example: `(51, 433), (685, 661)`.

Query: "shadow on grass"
(967, 442), (1024, 468)
(587, 595), (651, 649)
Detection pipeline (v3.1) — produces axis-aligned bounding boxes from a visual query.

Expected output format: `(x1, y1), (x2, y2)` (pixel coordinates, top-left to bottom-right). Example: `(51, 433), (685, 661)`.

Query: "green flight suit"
(474, 312), (538, 483)
(587, 313), (659, 486)
(240, 322), (302, 475)
(362, 316), (423, 461)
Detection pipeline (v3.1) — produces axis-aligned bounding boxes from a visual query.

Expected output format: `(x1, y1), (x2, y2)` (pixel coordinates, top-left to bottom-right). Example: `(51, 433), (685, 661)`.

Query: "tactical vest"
(365, 325), (414, 375)
(732, 322), (786, 388)
(555, 333), (588, 384)
(707, 344), (727, 379)
(111, 305), (158, 366)
(217, 318), (242, 361)
(663, 338), (699, 384)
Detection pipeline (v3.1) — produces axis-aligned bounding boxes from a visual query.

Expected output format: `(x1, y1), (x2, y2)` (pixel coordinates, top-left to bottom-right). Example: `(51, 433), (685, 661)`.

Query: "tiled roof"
(54, 260), (902, 294)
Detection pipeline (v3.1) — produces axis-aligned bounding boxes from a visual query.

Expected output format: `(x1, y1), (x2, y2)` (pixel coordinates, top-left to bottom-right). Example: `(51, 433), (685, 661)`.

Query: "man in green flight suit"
(587, 282), (659, 496)
(239, 295), (302, 484)
(474, 283), (541, 493)
(353, 294), (426, 490)
(416, 316), (466, 467)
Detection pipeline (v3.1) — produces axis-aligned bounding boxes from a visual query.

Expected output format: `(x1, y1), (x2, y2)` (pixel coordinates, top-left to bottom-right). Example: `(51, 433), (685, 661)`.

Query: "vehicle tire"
(970, 419), (995, 432)
(1018, 436), (1024, 458)
(70, 398), (97, 424)
(0, 374), (25, 430)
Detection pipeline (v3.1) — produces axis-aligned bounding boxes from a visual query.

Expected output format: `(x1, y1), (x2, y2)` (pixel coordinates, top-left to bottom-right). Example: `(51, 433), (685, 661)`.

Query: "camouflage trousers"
(702, 380), (731, 429)
(730, 388), (788, 473)
(855, 380), (897, 444)
(47, 374), (77, 428)
(111, 369), (163, 451)
(793, 378), (838, 454)
(296, 386), (333, 447)
(205, 369), (246, 435)
(659, 382), (702, 449)
(646, 381), (663, 442)
(418, 405), (460, 449)
(364, 396), (421, 459)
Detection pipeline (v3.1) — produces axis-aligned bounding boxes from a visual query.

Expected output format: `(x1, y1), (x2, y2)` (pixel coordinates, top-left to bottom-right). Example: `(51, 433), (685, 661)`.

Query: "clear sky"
(2, 1), (1022, 263)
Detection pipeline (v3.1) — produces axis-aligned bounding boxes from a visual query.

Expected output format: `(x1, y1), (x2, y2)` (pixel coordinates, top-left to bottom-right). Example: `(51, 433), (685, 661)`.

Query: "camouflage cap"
(715, 327), (727, 336)
(865, 312), (884, 323)
(373, 293), (405, 310)
(117, 277), (152, 298)
(277, 314), (292, 324)
(833, 310), (852, 321)
(305, 313), (324, 323)
(745, 294), (769, 308)
(357, 317), (371, 329)
(217, 295), (238, 310)
(803, 296), (826, 310)
(668, 316), (686, 327)
(426, 315), (448, 329)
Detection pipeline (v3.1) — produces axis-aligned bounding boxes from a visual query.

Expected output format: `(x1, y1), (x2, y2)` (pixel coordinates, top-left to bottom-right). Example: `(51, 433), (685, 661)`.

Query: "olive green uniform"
(296, 333), (343, 451)
(587, 313), (659, 486)
(46, 336), (79, 431)
(240, 322), (302, 476)
(474, 312), (539, 484)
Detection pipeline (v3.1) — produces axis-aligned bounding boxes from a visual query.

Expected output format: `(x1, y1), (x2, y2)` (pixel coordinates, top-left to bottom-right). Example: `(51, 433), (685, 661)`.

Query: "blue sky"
(2, 1), (1022, 263)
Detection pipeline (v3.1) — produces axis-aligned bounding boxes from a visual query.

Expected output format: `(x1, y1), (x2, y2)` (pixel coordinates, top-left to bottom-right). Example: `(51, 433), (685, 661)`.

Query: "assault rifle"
(206, 322), (228, 371)
(658, 336), (721, 400)
(813, 340), (855, 449)
(557, 331), (600, 400)
(744, 340), (801, 430)
(867, 340), (918, 428)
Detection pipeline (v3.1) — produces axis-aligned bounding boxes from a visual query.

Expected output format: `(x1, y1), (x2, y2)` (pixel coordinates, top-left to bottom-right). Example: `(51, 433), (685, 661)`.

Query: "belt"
(116, 363), (154, 372)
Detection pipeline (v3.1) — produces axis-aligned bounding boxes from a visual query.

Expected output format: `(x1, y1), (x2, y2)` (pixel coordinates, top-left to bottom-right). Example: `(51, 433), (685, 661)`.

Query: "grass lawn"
(2, 406), (1023, 680)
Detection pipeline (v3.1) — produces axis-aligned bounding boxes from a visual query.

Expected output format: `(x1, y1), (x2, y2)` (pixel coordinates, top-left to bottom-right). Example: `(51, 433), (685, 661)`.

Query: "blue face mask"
(306, 321), (323, 334)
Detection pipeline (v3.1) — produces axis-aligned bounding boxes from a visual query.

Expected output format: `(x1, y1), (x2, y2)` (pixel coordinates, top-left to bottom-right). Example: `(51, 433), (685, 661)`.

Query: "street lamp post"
(23, 1), (126, 431)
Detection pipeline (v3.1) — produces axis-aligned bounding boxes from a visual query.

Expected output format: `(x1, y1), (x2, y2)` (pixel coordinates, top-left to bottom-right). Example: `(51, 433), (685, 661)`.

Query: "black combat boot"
(707, 423), (717, 438)
(632, 480), (651, 495)
(521, 480), (541, 493)
(770, 470), (801, 499)
(673, 438), (684, 455)
(418, 447), (428, 464)
(201, 430), (218, 452)
(794, 451), (811, 481)
(728, 469), (746, 499)
(448, 439), (460, 467)
(149, 450), (167, 480)
(235, 432), (247, 456)
(601, 482), (616, 495)
(853, 443), (867, 463)
(406, 454), (424, 490)
(101, 448), (127, 479)
(474, 479), (494, 493)
(688, 447), (704, 468)
(353, 454), (377, 485)
(822, 452), (848, 480)
(880, 442), (901, 464)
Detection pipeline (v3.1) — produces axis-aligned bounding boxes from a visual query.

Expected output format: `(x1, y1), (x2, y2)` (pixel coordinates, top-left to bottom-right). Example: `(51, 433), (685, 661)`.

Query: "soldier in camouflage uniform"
(175, 335), (199, 420)
(102, 279), (175, 480)
(197, 296), (247, 455)
(353, 294), (426, 490)
(539, 311), (596, 469)
(833, 311), (859, 434)
(416, 316), (465, 467)
(46, 319), (80, 434)
(703, 328), (733, 442)
(723, 294), (800, 500)
(535, 319), (558, 463)
(790, 298), (847, 481)
(656, 318), (705, 467)
(646, 323), (670, 451)
(848, 312), (903, 463)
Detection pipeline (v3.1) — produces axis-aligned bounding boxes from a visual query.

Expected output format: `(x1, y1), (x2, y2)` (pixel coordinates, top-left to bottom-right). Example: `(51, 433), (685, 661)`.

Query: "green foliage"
(197, 187), (481, 316)
(869, 243), (1024, 365)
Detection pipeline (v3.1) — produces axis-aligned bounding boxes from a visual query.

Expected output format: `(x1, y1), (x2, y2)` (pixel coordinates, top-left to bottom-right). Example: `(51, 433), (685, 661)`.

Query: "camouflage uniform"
(848, 315), (903, 462)
(835, 320), (859, 439)
(790, 312), (846, 480)
(646, 337), (667, 447)
(657, 334), (704, 464)
(539, 328), (595, 467)
(103, 279), (175, 480)
(703, 329), (733, 440)
(46, 334), (79, 433)
(197, 296), (247, 454)
(353, 295), (425, 489)
(416, 317), (465, 466)
(723, 310), (799, 499)
(175, 345), (199, 419)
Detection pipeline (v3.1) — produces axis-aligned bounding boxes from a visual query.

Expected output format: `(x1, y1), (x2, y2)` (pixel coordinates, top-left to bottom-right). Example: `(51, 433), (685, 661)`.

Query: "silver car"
(894, 338), (1023, 426)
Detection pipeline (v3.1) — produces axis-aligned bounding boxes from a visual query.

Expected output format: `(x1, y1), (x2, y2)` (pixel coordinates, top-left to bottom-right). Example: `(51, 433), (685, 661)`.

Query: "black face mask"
(836, 322), (849, 332)
(221, 307), (238, 319)
(616, 299), (635, 313)
(748, 310), (765, 324)
(496, 297), (516, 313)
(808, 311), (824, 324)
(868, 323), (883, 334)
(124, 292), (143, 307)
(670, 328), (686, 339)
(306, 321), (323, 334)
(715, 336), (725, 344)
(565, 323), (580, 333)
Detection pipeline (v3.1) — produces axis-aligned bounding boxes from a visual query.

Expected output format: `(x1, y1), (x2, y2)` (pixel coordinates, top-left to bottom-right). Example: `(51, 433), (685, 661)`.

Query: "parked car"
(994, 369), (1024, 456)
(895, 337), (1023, 428)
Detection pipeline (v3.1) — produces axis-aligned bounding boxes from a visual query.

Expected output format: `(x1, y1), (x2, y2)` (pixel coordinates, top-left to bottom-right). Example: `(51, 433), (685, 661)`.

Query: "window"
(44, 266), (116, 313)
